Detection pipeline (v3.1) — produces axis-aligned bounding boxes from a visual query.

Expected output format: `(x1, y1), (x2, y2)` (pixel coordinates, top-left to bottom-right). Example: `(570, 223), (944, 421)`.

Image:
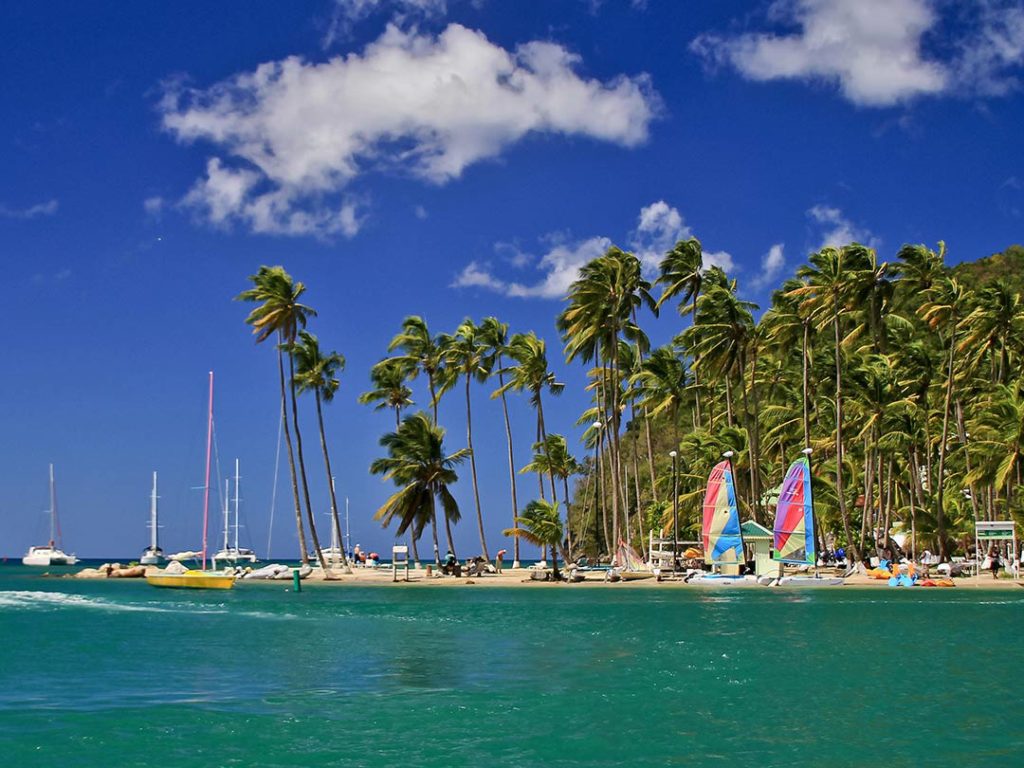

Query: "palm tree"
(503, 499), (565, 579)
(920, 275), (971, 558)
(359, 359), (414, 429)
(370, 412), (468, 553)
(292, 330), (349, 569)
(387, 316), (448, 560)
(497, 332), (565, 504)
(789, 245), (869, 563)
(237, 266), (317, 565)
(520, 434), (579, 554)
(657, 237), (706, 425)
(440, 319), (491, 560)
(559, 247), (653, 549)
(480, 317), (522, 568)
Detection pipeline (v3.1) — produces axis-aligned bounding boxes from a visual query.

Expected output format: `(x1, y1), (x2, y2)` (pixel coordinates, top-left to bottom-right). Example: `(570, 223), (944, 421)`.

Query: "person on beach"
(495, 549), (506, 573)
(989, 546), (1001, 580)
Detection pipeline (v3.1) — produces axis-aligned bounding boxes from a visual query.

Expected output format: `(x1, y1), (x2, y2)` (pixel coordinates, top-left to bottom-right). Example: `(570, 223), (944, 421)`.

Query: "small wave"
(0, 590), (295, 619)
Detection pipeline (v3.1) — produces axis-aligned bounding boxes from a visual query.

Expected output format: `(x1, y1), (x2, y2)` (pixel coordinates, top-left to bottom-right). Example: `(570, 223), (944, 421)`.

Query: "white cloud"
(954, 1), (1024, 97)
(631, 199), (691, 272)
(414, 204), (428, 220)
(143, 196), (165, 216)
(0, 199), (58, 219)
(162, 23), (657, 238)
(751, 242), (785, 288)
(324, 0), (447, 46)
(692, 0), (947, 106)
(808, 205), (874, 248)
(453, 201), (737, 300)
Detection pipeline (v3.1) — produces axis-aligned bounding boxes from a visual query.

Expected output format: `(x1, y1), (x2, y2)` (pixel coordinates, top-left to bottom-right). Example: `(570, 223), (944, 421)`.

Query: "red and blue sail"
(702, 460), (744, 564)
(772, 456), (815, 565)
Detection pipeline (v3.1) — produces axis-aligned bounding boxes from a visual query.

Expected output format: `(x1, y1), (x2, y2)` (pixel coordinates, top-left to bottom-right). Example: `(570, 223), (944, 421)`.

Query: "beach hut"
(742, 520), (781, 578)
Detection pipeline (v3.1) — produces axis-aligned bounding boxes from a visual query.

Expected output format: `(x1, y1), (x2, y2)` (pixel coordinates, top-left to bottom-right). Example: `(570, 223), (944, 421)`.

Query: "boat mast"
(345, 496), (351, 558)
(202, 371), (213, 569)
(49, 463), (57, 547)
(233, 458), (240, 552)
(222, 478), (230, 552)
(150, 471), (159, 551)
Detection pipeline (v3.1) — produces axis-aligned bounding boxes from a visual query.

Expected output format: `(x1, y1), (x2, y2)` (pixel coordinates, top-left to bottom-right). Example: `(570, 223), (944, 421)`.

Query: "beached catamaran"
(690, 457), (753, 585)
(146, 372), (235, 590)
(771, 450), (843, 587)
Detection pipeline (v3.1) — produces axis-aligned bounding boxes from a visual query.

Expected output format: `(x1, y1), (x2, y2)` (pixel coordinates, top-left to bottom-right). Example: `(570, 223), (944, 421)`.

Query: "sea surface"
(1, 562), (1022, 767)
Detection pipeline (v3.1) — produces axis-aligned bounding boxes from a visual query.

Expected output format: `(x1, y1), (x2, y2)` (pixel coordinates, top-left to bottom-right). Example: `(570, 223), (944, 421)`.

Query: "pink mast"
(202, 370), (214, 569)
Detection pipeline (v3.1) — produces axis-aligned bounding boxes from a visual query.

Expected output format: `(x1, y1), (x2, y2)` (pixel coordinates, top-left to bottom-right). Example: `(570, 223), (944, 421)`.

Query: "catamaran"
(140, 471), (164, 565)
(22, 464), (78, 566)
(770, 450), (844, 587)
(689, 456), (755, 585)
(146, 372), (235, 590)
(212, 459), (257, 566)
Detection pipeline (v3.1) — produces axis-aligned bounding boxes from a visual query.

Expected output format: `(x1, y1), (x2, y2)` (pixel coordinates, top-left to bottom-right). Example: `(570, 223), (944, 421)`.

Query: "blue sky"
(3, 0), (1022, 559)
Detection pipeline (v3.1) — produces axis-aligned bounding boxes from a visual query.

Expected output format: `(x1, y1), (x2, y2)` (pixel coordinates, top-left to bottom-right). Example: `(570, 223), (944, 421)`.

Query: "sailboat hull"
(146, 570), (236, 590)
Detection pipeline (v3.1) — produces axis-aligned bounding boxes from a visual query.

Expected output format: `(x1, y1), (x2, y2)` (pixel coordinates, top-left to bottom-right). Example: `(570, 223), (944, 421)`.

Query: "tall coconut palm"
(558, 247), (653, 549)
(480, 316), (523, 567)
(359, 359), (414, 428)
(440, 319), (491, 559)
(236, 266), (317, 565)
(497, 332), (565, 504)
(657, 237), (706, 425)
(388, 316), (448, 560)
(520, 433), (579, 553)
(789, 245), (868, 563)
(370, 412), (468, 550)
(920, 275), (971, 559)
(292, 330), (349, 569)
(503, 499), (566, 579)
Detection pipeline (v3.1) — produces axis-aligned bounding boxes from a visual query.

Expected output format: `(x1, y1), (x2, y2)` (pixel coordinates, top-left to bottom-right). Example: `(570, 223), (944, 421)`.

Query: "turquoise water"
(2, 565), (1022, 767)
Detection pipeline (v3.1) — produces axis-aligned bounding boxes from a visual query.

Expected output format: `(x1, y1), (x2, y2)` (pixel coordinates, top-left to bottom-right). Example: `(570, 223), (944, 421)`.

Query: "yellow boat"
(146, 569), (236, 590)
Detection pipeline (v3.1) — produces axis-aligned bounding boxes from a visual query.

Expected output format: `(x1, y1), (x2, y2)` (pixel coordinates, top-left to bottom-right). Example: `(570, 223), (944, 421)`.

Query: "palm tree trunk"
(833, 303), (860, 564)
(562, 474), (573, 558)
(692, 292), (703, 427)
(802, 320), (811, 448)
(935, 330), (957, 560)
(644, 412), (658, 504)
(465, 374), (489, 559)
(277, 342), (309, 564)
(496, 360), (521, 567)
(428, 372), (441, 563)
(314, 391), (349, 569)
(598, 430), (610, 556)
(288, 354), (330, 573)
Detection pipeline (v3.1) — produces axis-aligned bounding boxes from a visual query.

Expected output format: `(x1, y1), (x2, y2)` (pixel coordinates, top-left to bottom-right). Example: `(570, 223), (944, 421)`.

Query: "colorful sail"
(614, 541), (646, 571)
(772, 456), (815, 565)
(702, 460), (744, 564)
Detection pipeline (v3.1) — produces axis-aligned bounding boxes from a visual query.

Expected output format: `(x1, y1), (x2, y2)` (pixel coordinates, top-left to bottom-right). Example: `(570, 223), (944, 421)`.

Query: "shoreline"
(57, 563), (1024, 590)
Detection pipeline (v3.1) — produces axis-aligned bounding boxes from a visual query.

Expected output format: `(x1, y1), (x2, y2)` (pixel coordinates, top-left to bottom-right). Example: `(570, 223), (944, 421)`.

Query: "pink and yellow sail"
(772, 456), (815, 565)
(701, 460), (744, 564)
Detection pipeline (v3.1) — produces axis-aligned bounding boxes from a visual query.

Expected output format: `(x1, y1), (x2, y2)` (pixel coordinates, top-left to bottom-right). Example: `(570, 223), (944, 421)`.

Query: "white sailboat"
(140, 471), (164, 565)
(147, 371), (235, 589)
(212, 458), (257, 565)
(320, 494), (347, 567)
(23, 464), (78, 566)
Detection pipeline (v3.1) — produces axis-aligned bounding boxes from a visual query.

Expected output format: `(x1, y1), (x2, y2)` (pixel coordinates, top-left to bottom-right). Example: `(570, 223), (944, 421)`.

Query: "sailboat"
(212, 459), (257, 566)
(770, 450), (843, 587)
(23, 464), (78, 566)
(140, 472), (164, 565)
(689, 457), (755, 585)
(147, 372), (235, 590)
(319, 489), (347, 567)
